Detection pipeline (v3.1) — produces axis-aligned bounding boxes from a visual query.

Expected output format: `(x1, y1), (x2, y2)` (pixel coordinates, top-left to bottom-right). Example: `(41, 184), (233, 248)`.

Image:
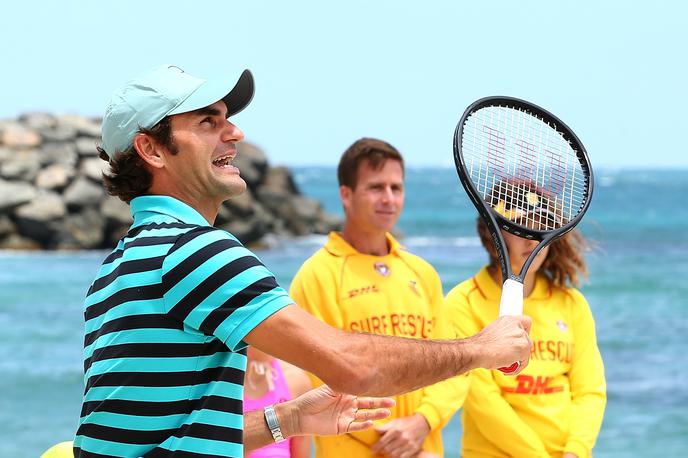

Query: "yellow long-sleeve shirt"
(445, 267), (606, 458)
(290, 232), (468, 457)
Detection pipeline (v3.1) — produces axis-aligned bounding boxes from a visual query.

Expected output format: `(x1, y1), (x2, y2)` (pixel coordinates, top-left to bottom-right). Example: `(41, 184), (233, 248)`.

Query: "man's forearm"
(246, 305), (531, 397)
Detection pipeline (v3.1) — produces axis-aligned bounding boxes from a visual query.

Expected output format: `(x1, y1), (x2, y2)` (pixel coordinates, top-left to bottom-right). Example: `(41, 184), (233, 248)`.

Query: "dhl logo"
(502, 375), (564, 395)
(347, 285), (380, 299)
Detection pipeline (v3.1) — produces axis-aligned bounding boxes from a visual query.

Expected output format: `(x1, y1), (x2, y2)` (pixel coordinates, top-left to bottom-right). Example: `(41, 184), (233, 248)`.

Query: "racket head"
(454, 97), (593, 280)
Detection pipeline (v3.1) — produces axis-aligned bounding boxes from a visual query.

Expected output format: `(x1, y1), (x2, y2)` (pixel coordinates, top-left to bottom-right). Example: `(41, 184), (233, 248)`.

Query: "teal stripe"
(225, 293), (293, 350)
(79, 407), (243, 432)
(163, 229), (232, 271)
(84, 299), (165, 335)
(180, 265), (274, 330)
(97, 242), (175, 278)
(85, 353), (243, 379)
(157, 435), (243, 457)
(86, 269), (163, 307)
(84, 385), (193, 403)
(74, 435), (154, 457)
(79, 411), (188, 430)
(84, 328), (207, 360)
(163, 246), (260, 310)
(83, 379), (243, 404)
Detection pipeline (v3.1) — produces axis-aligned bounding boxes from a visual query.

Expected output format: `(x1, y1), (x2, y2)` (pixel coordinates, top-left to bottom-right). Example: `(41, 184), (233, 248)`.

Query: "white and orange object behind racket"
(453, 97), (594, 374)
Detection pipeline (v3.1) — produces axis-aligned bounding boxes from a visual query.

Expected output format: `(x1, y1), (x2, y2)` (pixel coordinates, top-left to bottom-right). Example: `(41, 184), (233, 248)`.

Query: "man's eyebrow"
(194, 106), (224, 117)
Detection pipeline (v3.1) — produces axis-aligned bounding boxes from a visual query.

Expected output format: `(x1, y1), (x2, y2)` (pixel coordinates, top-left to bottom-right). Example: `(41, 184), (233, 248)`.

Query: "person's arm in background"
(372, 268), (470, 458)
(244, 385), (395, 452)
(446, 287), (551, 458)
(563, 290), (606, 458)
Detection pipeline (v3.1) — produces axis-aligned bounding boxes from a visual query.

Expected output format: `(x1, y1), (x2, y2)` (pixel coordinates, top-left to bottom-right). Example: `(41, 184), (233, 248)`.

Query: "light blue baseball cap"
(101, 64), (254, 158)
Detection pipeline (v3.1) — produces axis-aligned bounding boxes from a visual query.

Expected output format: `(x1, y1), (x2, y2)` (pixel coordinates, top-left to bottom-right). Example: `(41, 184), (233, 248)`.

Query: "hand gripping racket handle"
(498, 279), (524, 375)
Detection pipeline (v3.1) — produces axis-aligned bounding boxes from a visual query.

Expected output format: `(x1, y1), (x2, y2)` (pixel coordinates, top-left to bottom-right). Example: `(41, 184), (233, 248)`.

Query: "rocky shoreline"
(0, 113), (340, 250)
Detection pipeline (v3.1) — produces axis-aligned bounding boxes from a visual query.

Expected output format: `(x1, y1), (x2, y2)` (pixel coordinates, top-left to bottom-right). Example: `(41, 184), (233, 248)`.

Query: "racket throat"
(499, 278), (524, 316)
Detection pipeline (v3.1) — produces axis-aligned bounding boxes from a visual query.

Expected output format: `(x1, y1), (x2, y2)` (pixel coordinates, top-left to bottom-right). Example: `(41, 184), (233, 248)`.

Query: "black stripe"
(168, 256), (263, 324)
(123, 235), (180, 250)
(162, 238), (243, 294)
(166, 226), (220, 256)
(77, 423), (178, 445)
(176, 422), (243, 444)
(84, 314), (183, 348)
(80, 395), (243, 417)
(144, 446), (233, 458)
(85, 342), (229, 372)
(101, 249), (124, 266)
(86, 365), (244, 390)
(126, 222), (197, 239)
(85, 283), (163, 321)
(200, 277), (278, 335)
(73, 447), (115, 458)
(90, 255), (166, 294)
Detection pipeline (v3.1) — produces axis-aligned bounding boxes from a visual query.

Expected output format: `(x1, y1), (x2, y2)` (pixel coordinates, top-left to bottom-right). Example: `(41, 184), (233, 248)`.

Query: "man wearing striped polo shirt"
(74, 64), (533, 457)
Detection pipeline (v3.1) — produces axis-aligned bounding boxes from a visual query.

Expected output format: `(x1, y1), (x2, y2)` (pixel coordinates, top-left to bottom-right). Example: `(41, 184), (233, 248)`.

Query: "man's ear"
(133, 133), (165, 169)
(339, 185), (352, 211)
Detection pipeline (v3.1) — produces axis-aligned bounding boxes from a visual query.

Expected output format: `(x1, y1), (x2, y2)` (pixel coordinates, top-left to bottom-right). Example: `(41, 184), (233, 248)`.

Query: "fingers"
(356, 396), (396, 410)
(519, 315), (532, 333)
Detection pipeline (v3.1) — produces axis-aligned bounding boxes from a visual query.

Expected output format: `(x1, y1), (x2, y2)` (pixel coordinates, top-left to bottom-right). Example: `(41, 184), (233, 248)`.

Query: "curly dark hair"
(98, 117), (177, 203)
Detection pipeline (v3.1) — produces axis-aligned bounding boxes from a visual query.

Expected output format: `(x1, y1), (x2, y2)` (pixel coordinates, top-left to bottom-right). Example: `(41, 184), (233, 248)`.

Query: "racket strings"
(463, 105), (587, 232)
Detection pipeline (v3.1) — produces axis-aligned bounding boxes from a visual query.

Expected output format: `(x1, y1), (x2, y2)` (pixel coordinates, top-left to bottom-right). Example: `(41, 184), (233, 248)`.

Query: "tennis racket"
(453, 96), (593, 374)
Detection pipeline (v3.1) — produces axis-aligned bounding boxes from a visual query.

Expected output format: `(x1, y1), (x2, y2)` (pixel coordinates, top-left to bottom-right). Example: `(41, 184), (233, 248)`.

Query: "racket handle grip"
(499, 278), (524, 316)
(498, 279), (524, 375)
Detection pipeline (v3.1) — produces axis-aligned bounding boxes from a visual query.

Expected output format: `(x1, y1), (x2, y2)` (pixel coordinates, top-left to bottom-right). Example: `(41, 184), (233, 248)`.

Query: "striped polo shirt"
(74, 196), (293, 458)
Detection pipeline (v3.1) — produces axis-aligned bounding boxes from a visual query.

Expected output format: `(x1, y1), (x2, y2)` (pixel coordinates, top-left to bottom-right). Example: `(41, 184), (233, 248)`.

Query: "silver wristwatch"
(264, 404), (285, 442)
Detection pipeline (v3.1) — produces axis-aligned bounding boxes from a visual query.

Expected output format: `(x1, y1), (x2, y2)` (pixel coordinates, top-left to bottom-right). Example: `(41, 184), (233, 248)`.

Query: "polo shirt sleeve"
(160, 226), (293, 351)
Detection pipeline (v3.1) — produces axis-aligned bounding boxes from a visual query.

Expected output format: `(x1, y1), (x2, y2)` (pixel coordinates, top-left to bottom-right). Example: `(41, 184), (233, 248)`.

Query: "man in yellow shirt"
(291, 138), (468, 457)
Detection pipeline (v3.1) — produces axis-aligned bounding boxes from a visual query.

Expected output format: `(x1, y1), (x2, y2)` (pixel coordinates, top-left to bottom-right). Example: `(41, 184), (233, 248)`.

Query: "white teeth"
(213, 155), (233, 166)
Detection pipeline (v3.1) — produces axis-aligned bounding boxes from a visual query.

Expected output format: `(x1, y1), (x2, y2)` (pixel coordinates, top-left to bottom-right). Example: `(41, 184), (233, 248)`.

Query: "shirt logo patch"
(556, 320), (568, 332)
(374, 262), (390, 277)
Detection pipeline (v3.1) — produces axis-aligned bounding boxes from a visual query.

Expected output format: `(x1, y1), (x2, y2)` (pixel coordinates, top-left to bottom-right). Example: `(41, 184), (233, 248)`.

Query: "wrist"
(460, 337), (481, 371)
(272, 401), (299, 439)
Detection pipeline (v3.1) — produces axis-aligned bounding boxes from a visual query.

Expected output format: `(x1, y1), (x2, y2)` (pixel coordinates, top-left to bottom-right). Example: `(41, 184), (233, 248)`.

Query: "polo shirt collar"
(130, 195), (210, 227)
(325, 231), (402, 257)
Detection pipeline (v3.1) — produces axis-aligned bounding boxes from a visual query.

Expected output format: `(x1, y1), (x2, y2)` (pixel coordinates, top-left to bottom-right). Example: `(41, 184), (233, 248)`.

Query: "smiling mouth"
(212, 154), (235, 168)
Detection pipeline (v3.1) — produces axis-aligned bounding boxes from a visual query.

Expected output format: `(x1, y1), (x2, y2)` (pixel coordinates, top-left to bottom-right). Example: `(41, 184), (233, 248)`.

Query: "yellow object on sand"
(40, 441), (73, 458)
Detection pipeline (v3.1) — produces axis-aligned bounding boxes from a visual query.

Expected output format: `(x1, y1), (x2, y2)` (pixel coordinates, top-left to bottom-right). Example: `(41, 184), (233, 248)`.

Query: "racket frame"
(453, 96), (594, 284)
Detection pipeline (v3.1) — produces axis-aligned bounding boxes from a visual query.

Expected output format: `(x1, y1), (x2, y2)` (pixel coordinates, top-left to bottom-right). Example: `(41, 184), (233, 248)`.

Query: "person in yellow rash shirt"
(290, 138), (468, 458)
(445, 181), (606, 458)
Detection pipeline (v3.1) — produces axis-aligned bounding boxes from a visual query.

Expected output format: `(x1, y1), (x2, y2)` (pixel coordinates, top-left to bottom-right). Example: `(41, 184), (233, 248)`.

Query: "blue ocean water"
(1, 167), (686, 457)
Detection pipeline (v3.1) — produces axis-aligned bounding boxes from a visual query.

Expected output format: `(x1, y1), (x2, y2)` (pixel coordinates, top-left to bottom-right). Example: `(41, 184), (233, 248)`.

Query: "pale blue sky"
(2, 1), (686, 168)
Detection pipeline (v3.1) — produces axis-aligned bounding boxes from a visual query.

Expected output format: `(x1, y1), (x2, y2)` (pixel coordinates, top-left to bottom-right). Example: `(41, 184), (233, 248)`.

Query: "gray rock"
(41, 125), (77, 143)
(1, 124), (42, 148)
(0, 179), (37, 212)
(75, 137), (100, 157)
(57, 115), (102, 138)
(235, 142), (268, 188)
(35, 163), (74, 190)
(220, 218), (267, 246)
(0, 233), (42, 250)
(63, 177), (104, 209)
(56, 208), (105, 249)
(40, 142), (78, 167)
(0, 214), (16, 238)
(101, 197), (132, 225)
(80, 157), (108, 182)
(19, 113), (57, 131)
(14, 192), (67, 243)
(224, 191), (256, 218)
(261, 166), (298, 194)
(0, 150), (41, 181)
